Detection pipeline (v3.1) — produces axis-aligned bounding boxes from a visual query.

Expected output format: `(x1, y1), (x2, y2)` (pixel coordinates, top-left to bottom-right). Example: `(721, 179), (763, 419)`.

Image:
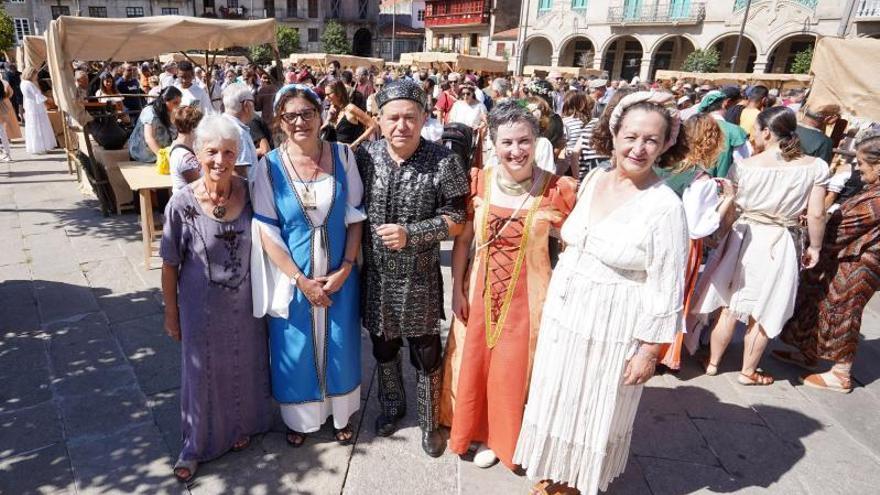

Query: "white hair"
(222, 82), (252, 115)
(194, 114), (241, 154)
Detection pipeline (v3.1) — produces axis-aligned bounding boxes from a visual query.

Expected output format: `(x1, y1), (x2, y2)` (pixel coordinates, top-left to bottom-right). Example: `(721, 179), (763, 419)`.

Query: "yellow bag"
(155, 147), (171, 175)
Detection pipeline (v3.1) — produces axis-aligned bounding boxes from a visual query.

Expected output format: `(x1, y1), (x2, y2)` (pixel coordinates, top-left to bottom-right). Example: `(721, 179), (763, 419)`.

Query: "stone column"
(639, 57), (652, 82)
(752, 55), (770, 74)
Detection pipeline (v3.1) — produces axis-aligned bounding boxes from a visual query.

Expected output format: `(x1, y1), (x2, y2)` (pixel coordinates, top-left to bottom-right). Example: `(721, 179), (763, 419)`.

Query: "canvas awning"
(158, 52), (251, 66)
(46, 15), (277, 125)
(398, 52), (508, 74)
(285, 53), (385, 69)
(654, 70), (812, 89)
(523, 65), (607, 78)
(23, 35), (47, 72)
(807, 37), (880, 121)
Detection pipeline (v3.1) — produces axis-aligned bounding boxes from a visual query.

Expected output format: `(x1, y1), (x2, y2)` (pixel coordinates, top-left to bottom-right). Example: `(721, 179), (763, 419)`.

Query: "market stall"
(807, 37), (880, 122)
(158, 52), (251, 67)
(398, 52), (508, 74)
(523, 65), (607, 78)
(653, 70), (812, 90)
(22, 35), (47, 72)
(286, 53), (385, 70)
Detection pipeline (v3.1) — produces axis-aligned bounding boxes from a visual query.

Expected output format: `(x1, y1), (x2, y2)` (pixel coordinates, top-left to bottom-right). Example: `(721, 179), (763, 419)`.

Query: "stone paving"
(3, 145), (880, 495)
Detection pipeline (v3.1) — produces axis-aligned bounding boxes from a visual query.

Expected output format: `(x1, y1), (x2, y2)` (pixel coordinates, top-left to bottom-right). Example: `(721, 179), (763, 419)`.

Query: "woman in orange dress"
(441, 101), (576, 470)
(0, 75), (23, 140)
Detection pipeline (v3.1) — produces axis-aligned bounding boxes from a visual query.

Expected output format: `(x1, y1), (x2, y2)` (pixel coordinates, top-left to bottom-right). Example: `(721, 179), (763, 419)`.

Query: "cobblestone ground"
(3, 144), (880, 495)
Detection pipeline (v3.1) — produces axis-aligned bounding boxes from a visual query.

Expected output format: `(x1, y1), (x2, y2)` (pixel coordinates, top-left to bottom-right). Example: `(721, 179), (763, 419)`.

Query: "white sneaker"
(473, 444), (498, 468)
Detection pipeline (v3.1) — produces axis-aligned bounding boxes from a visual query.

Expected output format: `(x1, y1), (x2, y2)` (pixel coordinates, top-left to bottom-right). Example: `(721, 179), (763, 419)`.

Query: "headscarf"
(273, 83), (321, 112)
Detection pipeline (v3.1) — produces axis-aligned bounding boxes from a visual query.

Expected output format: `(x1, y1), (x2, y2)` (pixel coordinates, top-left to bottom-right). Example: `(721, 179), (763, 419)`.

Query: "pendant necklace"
(286, 143), (324, 210)
(203, 181), (231, 219)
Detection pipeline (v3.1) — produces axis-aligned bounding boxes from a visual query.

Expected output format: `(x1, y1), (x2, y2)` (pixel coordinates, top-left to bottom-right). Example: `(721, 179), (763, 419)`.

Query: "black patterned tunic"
(356, 138), (469, 339)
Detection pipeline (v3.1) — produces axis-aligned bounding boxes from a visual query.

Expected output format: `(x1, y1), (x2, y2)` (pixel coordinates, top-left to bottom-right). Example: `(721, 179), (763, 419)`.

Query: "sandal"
(231, 436), (251, 452)
(334, 425), (354, 446)
(738, 370), (774, 386)
(286, 429), (306, 448)
(530, 480), (554, 495)
(173, 458), (198, 483)
(800, 370), (853, 394)
(701, 355), (719, 376)
(770, 350), (820, 372)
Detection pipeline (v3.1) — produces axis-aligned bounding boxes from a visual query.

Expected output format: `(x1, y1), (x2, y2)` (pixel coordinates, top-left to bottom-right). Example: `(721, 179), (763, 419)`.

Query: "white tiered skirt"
(513, 249), (648, 495)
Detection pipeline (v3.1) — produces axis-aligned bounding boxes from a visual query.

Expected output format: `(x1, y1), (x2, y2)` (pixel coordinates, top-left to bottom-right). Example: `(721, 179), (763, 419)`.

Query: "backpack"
(441, 122), (475, 172)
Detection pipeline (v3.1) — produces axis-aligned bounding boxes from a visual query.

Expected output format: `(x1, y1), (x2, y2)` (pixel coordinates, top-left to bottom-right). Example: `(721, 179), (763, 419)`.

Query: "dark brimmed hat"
(375, 79), (426, 109)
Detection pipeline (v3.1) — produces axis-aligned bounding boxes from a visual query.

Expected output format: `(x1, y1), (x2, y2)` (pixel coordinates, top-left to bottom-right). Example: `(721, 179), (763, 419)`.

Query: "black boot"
(374, 354), (406, 437)
(417, 368), (445, 457)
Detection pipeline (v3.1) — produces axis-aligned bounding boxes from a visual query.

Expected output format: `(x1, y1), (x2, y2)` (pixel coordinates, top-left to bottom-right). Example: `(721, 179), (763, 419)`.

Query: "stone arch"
(601, 35), (644, 81)
(707, 33), (759, 73)
(352, 28), (372, 57)
(558, 35), (597, 68)
(649, 35), (696, 81)
(766, 33), (818, 73)
(648, 33), (700, 55)
(523, 35), (554, 66)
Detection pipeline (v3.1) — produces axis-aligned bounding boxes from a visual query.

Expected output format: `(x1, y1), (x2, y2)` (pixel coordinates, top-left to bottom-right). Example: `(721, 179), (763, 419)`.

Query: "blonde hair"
(677, 113), (724, 172)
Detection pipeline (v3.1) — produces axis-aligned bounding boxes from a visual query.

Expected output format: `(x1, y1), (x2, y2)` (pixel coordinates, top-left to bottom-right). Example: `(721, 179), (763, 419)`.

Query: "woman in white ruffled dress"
(691, 106), (829, 385)
(513, 91), (689, 495)
(20, 67), (56, 155)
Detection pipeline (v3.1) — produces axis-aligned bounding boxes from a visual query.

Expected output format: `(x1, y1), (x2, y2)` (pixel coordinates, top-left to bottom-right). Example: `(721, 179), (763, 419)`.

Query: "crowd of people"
(31, 57), (877, 494)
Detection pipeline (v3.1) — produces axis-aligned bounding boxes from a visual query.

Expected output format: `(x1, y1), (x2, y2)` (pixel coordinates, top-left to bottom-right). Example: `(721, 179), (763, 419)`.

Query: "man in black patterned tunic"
(355, 79), (468, 457)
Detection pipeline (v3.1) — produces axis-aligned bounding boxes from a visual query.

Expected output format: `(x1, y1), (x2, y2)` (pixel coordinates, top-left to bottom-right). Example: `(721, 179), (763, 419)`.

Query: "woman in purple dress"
(160, 114), (272, 483)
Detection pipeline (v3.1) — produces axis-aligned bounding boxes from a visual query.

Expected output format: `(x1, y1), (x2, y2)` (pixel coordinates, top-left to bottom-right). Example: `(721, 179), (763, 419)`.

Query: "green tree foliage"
(790, 47), (813, 75)
(681, 48), (720, 73)
(0, 7), (17, 53)
(277, 26), (300, 58)
(250, 26), (301, 65)
(320, 21), (351, 55)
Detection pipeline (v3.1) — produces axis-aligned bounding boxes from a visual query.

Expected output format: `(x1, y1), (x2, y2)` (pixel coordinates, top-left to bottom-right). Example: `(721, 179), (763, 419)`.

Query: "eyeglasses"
(280, 109), (318, 123)
(460, 91), (474, 96)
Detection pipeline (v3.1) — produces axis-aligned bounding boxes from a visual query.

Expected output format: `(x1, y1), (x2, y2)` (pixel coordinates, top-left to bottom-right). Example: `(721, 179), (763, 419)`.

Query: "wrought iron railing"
(608, 2), (705, 23)
(857, 0), (880, 17)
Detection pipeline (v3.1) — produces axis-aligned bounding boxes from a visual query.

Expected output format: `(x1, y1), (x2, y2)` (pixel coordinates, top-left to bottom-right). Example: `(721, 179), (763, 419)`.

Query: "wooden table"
(118, 162), (171, 269)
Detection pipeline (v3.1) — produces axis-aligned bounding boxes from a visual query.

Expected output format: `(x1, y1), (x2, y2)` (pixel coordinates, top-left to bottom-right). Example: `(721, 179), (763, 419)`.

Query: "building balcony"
(608, 2), (705, 26)
(425, 0), (489, 27)
(425, 12), (489, 27)
(855, 0), (880, 20)
(218, 6), (248, 19)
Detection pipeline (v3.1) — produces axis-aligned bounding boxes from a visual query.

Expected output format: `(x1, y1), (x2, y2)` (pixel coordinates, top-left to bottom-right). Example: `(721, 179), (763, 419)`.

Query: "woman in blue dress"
(250, 84), (365, 446)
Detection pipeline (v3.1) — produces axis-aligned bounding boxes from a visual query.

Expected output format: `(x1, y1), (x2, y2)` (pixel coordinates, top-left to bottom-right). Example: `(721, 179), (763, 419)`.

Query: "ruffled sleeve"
(682, 177), (721, 240)
(634, 197), (689, 344)
(548, 175), (577, 229)
(533, 137), (556, 174)
(249, 154), (293, 319)
(338, 143), (367, 225)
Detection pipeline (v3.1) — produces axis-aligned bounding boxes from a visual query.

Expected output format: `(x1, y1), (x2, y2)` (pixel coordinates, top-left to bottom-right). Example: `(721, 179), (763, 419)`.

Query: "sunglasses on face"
(280, 109), (318, 123)
(460, 91), (473, 96)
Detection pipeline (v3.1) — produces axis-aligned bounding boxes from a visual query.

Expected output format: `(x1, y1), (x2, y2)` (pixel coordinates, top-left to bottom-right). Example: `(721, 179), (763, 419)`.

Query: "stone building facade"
(515, 0), (880, 80)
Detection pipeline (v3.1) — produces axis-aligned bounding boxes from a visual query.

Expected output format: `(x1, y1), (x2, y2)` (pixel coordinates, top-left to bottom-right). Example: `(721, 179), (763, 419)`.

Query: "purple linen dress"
(160, 184), (272, 463)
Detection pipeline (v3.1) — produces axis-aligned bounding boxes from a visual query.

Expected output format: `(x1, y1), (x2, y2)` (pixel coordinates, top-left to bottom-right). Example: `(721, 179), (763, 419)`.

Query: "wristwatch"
(291, 271), (302, 285)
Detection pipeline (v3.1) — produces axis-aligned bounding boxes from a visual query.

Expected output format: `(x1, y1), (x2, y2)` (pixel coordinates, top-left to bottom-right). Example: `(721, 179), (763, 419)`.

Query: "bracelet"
(291, 271), (302, 285)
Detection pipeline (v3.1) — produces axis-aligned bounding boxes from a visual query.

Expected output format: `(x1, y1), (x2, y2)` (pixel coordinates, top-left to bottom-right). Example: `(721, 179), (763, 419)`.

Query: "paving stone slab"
(0, 400), (63, 459)
(48, 317), (127, 379)
(59, 384), (152, 439)
(23, 231), (80, 277)
(0, 330), (48, 372)
(0, 366), (53, 413)
(82, 258), (150, 295)
(458, 455), (532, 494)
(0, 261), (32, 283)
(0, 442), (76, 495)
(32, 274), (99, 324)
(146, 390), (181, 457)
(0, 235), (27, 267)
(112, 314), (181, 395)
(637, 454), (742, 495)
(67, 423), (185, 495)
(0, 281), (40, 332)
(630, 404), (718, 467)
(94, 289), (164, 325)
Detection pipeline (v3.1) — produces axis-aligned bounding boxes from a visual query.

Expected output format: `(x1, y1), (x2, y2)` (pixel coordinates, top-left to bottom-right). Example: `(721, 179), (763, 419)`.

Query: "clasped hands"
(295, 263), (352, 307)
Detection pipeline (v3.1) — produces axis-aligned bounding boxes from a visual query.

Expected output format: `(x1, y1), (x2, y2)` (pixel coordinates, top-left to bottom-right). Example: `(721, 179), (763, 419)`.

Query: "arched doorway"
(559, 36), (595, 69)
(709, 34), (757, 73)
(602, 36), (642, 81)
(352, 28), (372, 57)
(767, 35), (816, 73)
(523, 36), (553, 66)
(650, 36), (695, 80)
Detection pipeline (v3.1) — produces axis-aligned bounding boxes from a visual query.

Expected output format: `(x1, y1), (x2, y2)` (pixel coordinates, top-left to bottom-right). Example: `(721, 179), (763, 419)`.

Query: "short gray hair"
(491, 77), (510, 96)
(222, 82), (252, 115)
(195, 114), (241, 155)
(488, 100), (540, 143)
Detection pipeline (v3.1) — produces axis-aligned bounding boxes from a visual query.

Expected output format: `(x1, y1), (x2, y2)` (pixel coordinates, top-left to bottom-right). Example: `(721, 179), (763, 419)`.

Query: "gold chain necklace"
(481, 167), (548, 349)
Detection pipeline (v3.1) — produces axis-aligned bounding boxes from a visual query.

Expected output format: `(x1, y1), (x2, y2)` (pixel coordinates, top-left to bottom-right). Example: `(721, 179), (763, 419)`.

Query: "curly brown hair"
(676, 113), (724, 172)
(592, 90), (689, 169)
(526, 95), (552, 134)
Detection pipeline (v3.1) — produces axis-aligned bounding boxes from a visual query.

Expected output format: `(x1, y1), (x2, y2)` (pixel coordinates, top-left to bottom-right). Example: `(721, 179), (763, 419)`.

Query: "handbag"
(86, 113), (128, 150)
(155, 147), (171, 175)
